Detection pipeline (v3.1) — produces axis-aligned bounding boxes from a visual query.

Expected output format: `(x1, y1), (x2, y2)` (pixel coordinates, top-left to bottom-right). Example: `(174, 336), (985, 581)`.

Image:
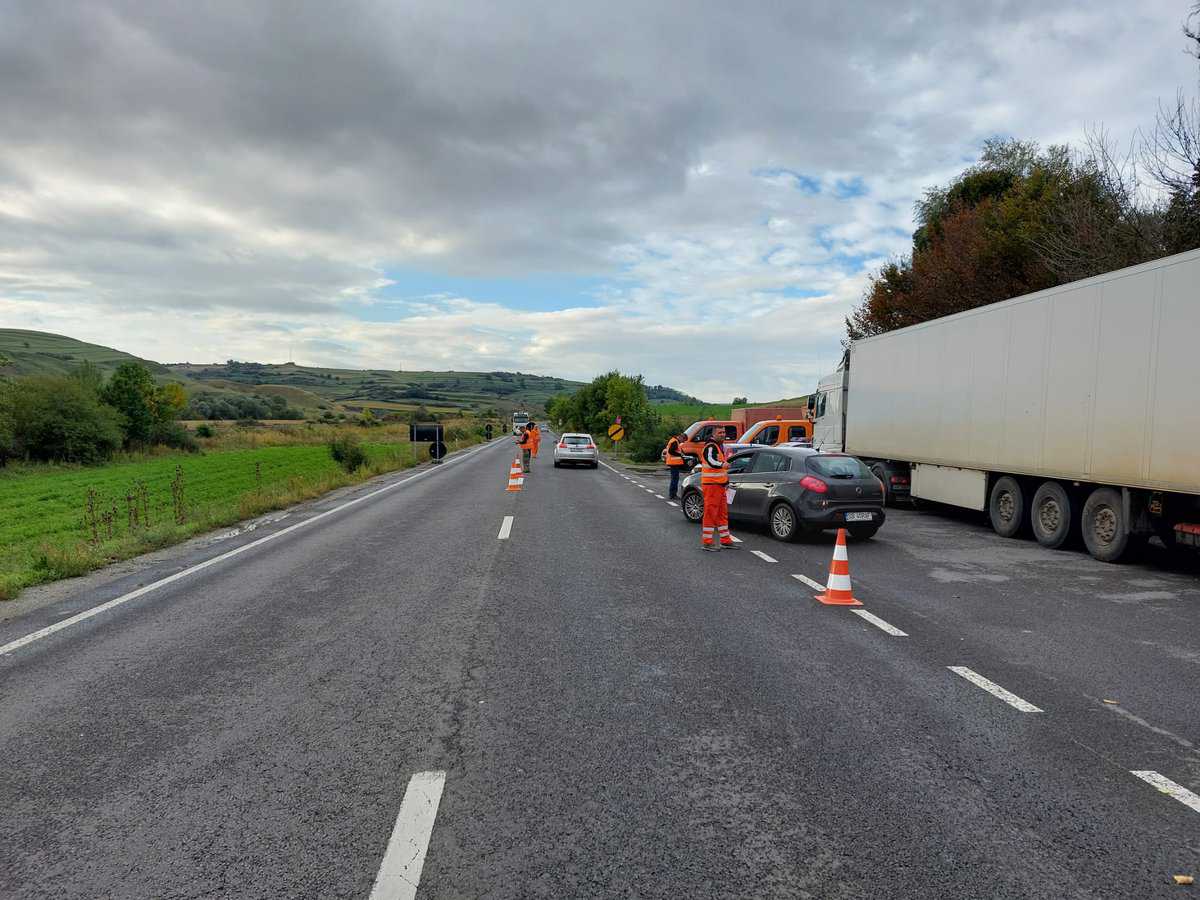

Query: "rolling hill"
(0, 329), (587, 416)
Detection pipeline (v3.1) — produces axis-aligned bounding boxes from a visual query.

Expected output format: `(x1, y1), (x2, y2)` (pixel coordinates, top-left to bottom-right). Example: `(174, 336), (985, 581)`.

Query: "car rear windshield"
(807, 455), (874, 479)
(564, 435), (591, 445)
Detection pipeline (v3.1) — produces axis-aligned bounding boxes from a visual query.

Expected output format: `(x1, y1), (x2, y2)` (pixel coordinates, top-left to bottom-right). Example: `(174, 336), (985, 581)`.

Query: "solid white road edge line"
(750, 550), (777, 563)
(0, 438), (504, 658)
(948, 666), (1043, 713)
(791, 573), (825, 591)
(1130, 771), (1200, 814)
(369, 770), (447, 900)
(850, 609), (908, 636)
(497, 516), (514, 540)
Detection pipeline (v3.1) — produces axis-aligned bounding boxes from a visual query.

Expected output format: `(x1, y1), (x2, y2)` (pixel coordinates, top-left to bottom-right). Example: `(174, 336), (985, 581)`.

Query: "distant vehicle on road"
(553, 433), (598, 468)
(511, 411), (530, 435)
(679, 446), (885, 541)
(809, 247), (1200, 562)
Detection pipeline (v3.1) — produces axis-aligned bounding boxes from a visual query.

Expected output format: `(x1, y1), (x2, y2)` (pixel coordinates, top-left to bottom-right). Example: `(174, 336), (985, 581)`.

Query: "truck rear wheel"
(1081, 487), (1129, 563)
(1031, 481), (1073, 549)
(988, 476), (1026, 538)
(870, 463), (893, 507)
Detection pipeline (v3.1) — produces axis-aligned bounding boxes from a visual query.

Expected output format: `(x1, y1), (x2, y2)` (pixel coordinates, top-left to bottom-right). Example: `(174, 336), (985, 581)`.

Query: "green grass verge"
(0, 438), (479, 601)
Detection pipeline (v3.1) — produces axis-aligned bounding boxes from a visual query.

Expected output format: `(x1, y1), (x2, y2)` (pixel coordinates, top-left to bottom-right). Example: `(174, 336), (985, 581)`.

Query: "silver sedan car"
(553, 432), (599, 468)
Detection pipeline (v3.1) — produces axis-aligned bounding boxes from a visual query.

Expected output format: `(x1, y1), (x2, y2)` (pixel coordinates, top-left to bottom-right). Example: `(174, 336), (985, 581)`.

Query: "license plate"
(845, 511), (874, 522)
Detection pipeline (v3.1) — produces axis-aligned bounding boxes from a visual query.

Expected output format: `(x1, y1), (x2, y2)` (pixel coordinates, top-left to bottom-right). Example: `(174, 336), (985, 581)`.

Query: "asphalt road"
(2, 436), (1198, 898)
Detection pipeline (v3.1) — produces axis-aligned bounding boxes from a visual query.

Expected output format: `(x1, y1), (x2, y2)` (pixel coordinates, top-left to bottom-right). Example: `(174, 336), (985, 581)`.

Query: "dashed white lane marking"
(948, 666), (1043, 713)
(0, 439), (504, 659)
(654, 494), (665, 499)
(497, 516), (514, 540)
(791, 573), (825, 591)
(1131, 771), (1200, 815)
(850, 609), (908, 636)
(666, 501), (678, 507)
(729, 535), (743, 544)
(369, 770), (446, 900)
(751, 550), (777, 563)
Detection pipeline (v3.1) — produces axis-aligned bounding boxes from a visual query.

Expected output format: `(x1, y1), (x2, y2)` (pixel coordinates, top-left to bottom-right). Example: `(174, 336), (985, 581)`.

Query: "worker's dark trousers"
(522, 449), (531, 473)
(668, 466), (682, 499)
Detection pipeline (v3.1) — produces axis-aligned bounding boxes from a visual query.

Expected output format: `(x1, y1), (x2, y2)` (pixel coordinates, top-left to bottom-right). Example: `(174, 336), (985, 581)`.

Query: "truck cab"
(735, 417), (812, 448)
(809, 370), (845, 452)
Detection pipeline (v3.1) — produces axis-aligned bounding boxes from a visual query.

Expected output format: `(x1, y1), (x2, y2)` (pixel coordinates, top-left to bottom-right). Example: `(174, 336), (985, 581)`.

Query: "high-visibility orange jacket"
(700, 441), (728, 485)
(516, 429), (532, 447)
(530, 424), (541, 455)
(664, 437), (686, 467)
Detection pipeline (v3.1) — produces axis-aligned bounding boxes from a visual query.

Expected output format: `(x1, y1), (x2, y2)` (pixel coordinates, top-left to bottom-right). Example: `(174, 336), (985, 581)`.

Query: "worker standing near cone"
(515, 424), (533, 473)
(663, 432), (687, 501)
(529, 420), (541, 463)
(700, 429), (736, 551)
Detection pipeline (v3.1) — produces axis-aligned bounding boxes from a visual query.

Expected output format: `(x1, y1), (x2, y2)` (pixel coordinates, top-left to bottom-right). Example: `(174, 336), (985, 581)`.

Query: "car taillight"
(890, 475), (909, 485)
(585, 443), (595, 449)
(558, 442), (567, 448)
(799, 475), (828, 494)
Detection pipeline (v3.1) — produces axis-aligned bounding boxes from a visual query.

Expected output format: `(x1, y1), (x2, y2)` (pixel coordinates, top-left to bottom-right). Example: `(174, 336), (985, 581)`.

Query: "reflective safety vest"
(664, 437), (685, 466)
(700, 441), (728, 485)
(530, 424), (541, 448)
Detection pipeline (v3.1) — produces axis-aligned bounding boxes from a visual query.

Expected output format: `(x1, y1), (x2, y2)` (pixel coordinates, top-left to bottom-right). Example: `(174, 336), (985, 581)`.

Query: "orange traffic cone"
(506, 458), (524, 492)
(814, 528), (862, 606)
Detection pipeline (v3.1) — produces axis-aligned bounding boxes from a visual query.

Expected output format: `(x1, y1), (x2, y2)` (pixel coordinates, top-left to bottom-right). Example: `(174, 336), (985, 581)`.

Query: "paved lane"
(2, 440), (1198, 898)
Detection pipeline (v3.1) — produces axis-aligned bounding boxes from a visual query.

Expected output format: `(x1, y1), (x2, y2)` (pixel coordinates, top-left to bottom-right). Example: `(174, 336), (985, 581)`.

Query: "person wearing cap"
(515, 424), (533, 473)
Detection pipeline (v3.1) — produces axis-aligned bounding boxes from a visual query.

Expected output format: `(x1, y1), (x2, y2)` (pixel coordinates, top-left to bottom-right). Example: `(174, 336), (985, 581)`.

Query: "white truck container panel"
(1149, 255), (1200, 483)
(844, 247), (1200, 496)
(911, 463), (988, 510)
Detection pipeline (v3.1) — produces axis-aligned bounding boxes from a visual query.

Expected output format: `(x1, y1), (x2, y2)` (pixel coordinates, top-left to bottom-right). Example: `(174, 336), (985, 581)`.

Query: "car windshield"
(564, 436), (591, 445)
(807, 455), (874, 479)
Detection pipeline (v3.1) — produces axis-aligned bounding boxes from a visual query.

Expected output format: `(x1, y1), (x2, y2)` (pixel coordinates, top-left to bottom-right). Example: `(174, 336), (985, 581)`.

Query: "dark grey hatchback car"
(679, 446), (885, 541)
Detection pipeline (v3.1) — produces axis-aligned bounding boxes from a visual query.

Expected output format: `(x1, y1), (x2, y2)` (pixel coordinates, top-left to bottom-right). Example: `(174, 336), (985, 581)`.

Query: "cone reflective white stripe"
(814, 528), (861, 606)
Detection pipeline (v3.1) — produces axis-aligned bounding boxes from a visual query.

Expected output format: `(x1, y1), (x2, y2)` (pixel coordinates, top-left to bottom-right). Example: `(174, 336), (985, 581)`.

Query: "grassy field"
(0, 424), (482, 601)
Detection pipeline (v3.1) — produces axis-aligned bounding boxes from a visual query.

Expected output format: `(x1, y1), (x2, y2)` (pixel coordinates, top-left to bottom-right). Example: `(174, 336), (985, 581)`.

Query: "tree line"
(546, 371), (688, 463)
(0, 362), (192, 465)
(847, 6), (1200, 340)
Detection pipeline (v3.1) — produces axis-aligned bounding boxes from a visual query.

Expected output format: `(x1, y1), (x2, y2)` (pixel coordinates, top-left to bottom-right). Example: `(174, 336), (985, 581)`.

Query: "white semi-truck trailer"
(810, 247), (1200, 562)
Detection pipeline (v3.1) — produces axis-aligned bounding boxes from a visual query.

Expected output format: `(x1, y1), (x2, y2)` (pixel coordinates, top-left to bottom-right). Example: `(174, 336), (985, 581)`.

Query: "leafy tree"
(0, 381), (15, 466)
(71, 360), (106, 396)
(102, 361), (157, 445)
(6, 376), (124, 463)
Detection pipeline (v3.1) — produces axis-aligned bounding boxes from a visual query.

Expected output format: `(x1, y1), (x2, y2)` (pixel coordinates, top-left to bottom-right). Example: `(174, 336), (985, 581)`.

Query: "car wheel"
(1030, 481), (1072, 549)
(988, 476), (1026, 538)
(590, 462), (599, 469)
(682, 489), (704, 523)
(768, 501), (800, 542)
(848, 526), (878, 541)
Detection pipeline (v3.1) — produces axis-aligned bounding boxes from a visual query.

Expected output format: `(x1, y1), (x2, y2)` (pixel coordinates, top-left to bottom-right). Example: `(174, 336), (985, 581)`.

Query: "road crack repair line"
(369, 771), (447, 900)
(948, 666), (1044, 713)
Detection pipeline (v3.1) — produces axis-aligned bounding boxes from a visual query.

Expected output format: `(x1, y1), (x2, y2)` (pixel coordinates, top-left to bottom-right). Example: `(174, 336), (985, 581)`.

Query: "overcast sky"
(1, 1), (1197, 400)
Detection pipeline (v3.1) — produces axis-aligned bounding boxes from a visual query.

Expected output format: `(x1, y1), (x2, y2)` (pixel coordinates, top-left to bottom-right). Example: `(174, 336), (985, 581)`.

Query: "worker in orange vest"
(700, 428), (736, 551)
(515, 424), (533, 473)
(529, 420), (541, 461)
(663, 432), (687, 500)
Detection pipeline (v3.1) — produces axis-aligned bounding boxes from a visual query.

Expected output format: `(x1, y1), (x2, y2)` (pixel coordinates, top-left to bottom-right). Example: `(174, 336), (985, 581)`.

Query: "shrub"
(195, 424), (215, 438)
(153, 421), (200, 452)
(329, 434), (367, 472)
(6, 375), (124, 463)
